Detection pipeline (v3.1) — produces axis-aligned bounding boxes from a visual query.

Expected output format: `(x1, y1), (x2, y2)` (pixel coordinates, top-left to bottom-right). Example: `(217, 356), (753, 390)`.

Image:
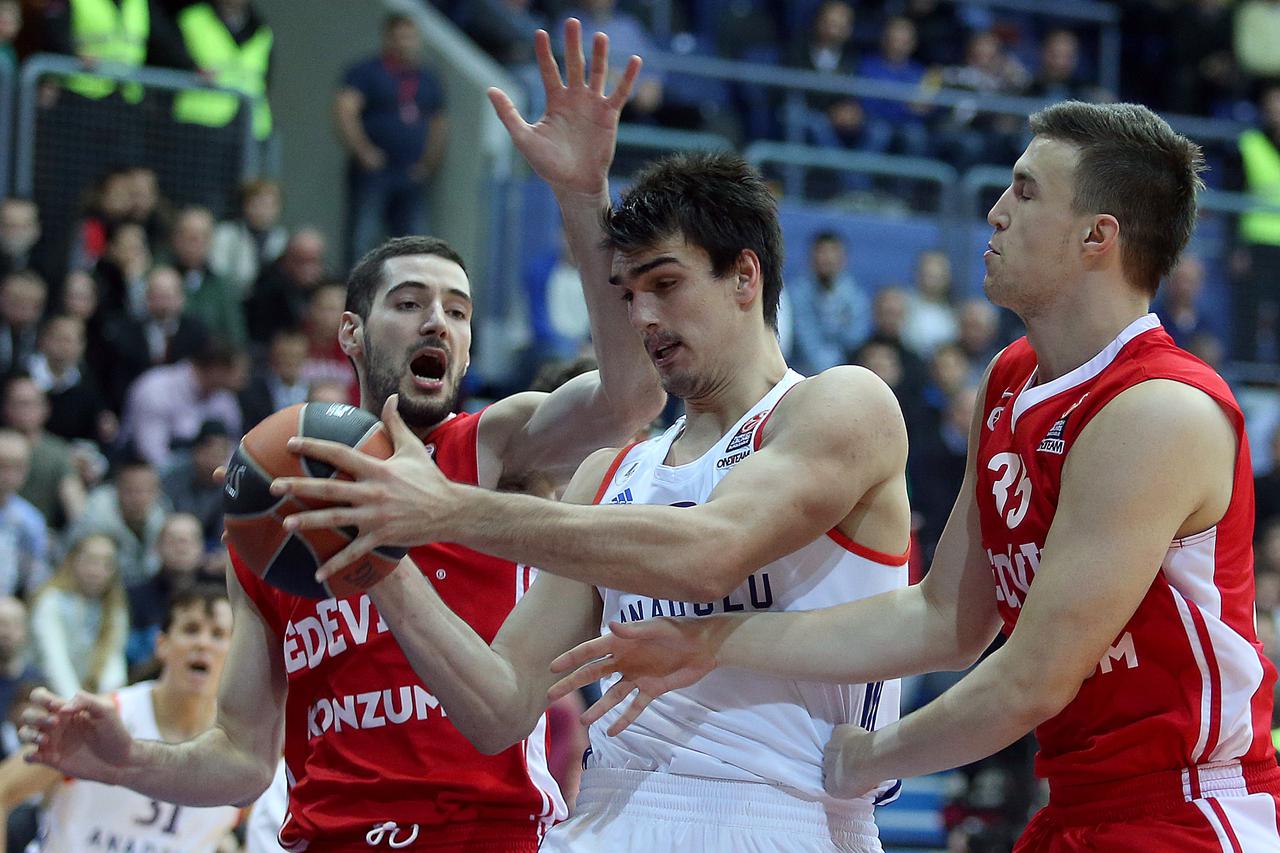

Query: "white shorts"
(540, 767), (883, 853)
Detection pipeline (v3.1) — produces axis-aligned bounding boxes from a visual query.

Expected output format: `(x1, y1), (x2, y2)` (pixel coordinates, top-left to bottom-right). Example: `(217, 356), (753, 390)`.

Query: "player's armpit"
(997, 379), (1237, 719)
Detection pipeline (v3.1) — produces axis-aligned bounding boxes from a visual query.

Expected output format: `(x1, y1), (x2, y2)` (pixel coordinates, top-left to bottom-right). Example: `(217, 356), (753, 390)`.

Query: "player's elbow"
(469, 717), (529, 756)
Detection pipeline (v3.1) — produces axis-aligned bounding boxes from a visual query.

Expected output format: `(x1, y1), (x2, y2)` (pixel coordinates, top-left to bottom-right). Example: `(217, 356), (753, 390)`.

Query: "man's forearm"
(442, 486), (736, 600)
(116, 727), (274, 807)
(708, 586), (984, 684)
(556, 189), (662, 421)
(367, 562), (534, 754)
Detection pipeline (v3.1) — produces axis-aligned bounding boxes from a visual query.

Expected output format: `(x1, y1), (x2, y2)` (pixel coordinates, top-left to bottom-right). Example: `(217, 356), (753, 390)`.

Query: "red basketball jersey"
(976, 314), (1278, 788)
(231, 410), (565, 850)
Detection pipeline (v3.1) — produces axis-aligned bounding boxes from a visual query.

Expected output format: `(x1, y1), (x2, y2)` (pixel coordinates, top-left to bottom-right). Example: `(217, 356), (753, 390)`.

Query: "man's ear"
(732, 249), (764, 310)
(338, 312), (363, 357)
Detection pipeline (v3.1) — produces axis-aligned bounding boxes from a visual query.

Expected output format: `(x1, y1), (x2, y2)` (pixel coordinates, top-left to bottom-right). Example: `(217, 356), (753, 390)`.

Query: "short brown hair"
(1029, 101), (1204, 296)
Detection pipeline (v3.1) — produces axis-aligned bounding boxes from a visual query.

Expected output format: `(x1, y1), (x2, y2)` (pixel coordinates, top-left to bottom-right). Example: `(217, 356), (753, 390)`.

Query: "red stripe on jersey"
(1207, 797), (1245, 853)
(752, 381), (801, 452)
(826, 528), (909, 566)
(592, 443), (640, 504)
(1187, 602), (1224, 760)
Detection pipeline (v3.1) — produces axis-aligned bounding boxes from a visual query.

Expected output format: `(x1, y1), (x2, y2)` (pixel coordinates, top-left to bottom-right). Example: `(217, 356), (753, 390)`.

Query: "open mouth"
(410, 348), (448, 383)
(188, 661), (210, 674)
(647, 339), (682, 367)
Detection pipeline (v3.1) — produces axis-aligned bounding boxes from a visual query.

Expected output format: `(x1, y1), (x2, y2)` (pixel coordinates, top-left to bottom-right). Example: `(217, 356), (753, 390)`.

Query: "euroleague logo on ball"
(224, 464), (246, 499)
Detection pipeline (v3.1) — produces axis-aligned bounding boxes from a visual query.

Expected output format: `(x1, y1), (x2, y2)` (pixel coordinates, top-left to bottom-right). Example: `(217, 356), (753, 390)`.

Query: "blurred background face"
(172, 211), (214, 268)
(116, 466), (159, 525)
(158, 515), (205, 574)
(100, 173), (134, 220)
(0, 277), (46, 328)
(270, 333), (309, 384)
(244, 185), (282, 231)
(284, 233), (325, 287)
(3, 379), (47, 434)
(192, 434), (232, 482)
(72, 536), (116, 599)
(0, 1), (21, 42)
(916, 251), (952, 301)
(39, 318), (86, 368)
(811, 238), (846, 280)
(0, 200), (39, 257)
(145, 268), (186, 322)
(385, 19), (422, 64)
(882, 18), (916, 62)
(814, 1), (853, 46)
(0, 433), (29, 497)
(107, 223), (149, 269)
(61, 271), (98, 320)
(0, 598), (27, 663)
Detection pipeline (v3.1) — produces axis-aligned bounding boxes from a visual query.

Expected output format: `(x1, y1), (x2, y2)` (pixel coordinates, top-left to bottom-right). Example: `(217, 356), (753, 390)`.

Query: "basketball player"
(17, 21), (664, 853)
(0, 587), (238, 853)
(545, 102), (1280, 850)
(259, 140), (915, 848)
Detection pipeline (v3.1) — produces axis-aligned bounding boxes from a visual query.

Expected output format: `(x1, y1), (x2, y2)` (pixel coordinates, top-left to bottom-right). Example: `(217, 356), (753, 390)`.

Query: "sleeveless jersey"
(589, 370), (909, 802)
(32, 681), (240, 853)
(976, 314), (1278, 787)
(233, 410), (565, 850)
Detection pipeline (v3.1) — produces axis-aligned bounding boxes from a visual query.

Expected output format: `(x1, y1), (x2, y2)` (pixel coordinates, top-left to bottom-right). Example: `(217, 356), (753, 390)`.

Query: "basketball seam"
(225, 447), (288, 519)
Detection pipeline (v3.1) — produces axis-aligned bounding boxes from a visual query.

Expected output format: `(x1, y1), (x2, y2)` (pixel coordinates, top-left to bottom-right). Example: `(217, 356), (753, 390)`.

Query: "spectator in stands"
(900, 0), (964, 67)
(239, 328), (308, 430)
(92, 220), (152, 320)
(1255, 428), (1280, 528)
(909, 383), (977, 562)
(523, 234), (591, 368)
(125, 165), (170, 249)
(56, 269), (112, 377)
(209, 178), (288, 299)
(125, 512), (218, 667)
(0, 0), (18, 66)
(920, 342), (972, 419)
(453, 0), (544, 65)
(0, 430), (48, 599)
(71, 167), (136, 272)
(27, 314), (113, 446)
(788, 231), (869, 375)
(902, 249), (958, 356)
(106, 264), (210, 410)
(299, 282), (356, 399)
(159, 419), (229, 547)
(955, 298), (1002, 370)
(166, 206), (247, 348)
(1168, 0), (1237, 117)
(558, 0), (664, 124)
(1234, 0), (1280, 80)
(1028, 28), (1106, 103)
(936, 29), (1030, 169)
(245, 228), (326, 343)
(2, 375), (85, 531)
(334, 13), (448, 267)
(1155, 254), (1215, 349)
(0, 598), (38, 722)
(67, 459), (168, 587)
(857, 16), (930, 159)
(868, 285), (927, 393)
(0, 271), (45, 376)
(789, 1), (868, 155)
(170, 0), (275, 143)
(29, 533), (128, 697)
(118, 338), (242, 468)
(1232, 83), (1280, 362)
(0, 199), (53, 286)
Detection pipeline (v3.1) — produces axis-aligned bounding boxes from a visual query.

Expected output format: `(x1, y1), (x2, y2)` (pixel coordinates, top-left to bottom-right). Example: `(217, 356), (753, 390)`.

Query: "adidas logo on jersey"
(609, 488), (634, 504)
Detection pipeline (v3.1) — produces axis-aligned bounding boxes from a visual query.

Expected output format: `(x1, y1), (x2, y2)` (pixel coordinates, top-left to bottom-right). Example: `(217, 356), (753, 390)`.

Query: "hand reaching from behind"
(487, 18), (640, 198)
(20, 687), (135, 785)
(547, 617), (720, 736)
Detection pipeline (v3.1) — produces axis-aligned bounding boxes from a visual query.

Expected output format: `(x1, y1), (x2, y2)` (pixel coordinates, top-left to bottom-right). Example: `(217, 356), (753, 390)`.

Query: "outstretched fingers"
(547, 656), (617, 703)
(562, 18), (586, 87)
(533, 28), (563, 94)
(588, 31), (609, 93)
(549, 633), (615, 674)
(605, 691), (653, 737)
(606, 55), (642, 111)
(314, 534), (379, 584)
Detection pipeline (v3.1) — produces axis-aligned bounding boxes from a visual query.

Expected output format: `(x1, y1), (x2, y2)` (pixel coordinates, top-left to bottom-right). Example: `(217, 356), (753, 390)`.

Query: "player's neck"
(151, 683), (217, 742)
(1023, 288), (1151, 383)
(675, 336), (787, 459)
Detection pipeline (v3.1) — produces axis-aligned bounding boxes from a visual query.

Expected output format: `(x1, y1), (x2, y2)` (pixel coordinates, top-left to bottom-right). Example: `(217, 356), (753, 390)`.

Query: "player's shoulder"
(564, 445), (634, 505)
(762, 365), (906, 451)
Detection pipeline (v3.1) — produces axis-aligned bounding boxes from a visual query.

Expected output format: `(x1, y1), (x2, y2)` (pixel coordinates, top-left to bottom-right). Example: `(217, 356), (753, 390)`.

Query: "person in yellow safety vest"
(1232, 84), (1280, 361)
(51, 0), (150, 102)
(172, 0), (273, 141)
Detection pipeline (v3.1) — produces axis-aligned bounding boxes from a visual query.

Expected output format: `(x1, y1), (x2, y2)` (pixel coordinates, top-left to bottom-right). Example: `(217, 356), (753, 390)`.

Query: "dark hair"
(345, 236), (467, 320)
(811, 230), (843, 247)
(161, 583), (229, 633)
(384, 12), (415, 32)
(191, 336), (240, 370)
(1028, 101), (1205, 296)
(602, 151), (784, 329)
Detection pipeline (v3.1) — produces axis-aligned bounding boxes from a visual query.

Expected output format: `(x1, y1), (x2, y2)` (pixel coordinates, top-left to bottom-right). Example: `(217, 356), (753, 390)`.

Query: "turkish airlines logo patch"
(1037, 393), (1088, 455)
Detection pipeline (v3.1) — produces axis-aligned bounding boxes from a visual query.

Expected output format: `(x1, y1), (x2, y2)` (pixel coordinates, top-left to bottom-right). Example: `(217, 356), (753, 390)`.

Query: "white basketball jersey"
(32, 682), (241, 853)
(589, 370), (909, 803)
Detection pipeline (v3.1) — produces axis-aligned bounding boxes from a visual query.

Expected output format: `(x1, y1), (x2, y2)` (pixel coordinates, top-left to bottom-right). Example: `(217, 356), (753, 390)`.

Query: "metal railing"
(14, 53), (260, 198)
(744, 140), (959, 204)
(0, 53), (13, 200)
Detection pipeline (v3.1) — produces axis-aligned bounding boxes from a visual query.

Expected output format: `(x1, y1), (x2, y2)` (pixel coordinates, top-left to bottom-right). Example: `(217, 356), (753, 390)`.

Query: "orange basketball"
(222, 402), (407, 599)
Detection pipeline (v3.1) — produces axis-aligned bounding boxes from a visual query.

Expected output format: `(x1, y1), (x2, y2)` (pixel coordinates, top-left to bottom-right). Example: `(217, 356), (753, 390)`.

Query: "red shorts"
(1015, 760), (1280, 852)
(284, 821), (542, 852)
